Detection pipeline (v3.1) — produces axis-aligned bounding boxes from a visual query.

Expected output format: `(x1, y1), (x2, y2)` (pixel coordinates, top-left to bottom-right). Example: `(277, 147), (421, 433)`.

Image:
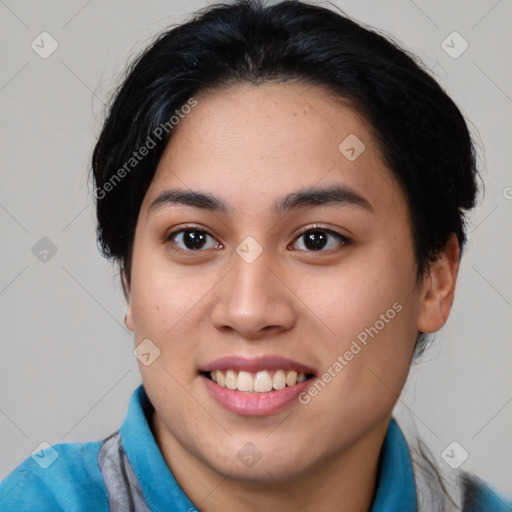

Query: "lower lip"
(201, 374), (313, 416)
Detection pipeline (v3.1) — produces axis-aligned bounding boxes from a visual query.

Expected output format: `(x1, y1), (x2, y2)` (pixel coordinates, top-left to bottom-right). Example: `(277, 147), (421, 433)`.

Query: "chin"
(201, 440), (315, 484)
(214, 460), (309, 485)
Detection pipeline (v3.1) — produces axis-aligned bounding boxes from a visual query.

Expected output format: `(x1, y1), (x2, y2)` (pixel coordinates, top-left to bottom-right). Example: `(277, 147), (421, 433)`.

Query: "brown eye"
(290, 228), (351, 252)
(166, 228), (222, 252)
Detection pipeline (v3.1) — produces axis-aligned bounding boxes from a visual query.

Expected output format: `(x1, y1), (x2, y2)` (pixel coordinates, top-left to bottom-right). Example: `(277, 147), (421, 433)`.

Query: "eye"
(165, 226), (223, 252)
(164, 224), (351, 254)
(290, 226), (351, 252)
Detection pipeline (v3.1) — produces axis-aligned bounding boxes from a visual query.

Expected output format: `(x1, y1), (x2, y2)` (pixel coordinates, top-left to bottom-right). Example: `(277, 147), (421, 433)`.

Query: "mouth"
(198, 356), (317, 415)
(200, 369), (316, 393)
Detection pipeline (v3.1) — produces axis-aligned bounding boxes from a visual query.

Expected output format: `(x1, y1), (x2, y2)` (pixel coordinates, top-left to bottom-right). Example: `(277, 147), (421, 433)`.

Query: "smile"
(204, 369), (313, 393)
(199, 356), (317, 415)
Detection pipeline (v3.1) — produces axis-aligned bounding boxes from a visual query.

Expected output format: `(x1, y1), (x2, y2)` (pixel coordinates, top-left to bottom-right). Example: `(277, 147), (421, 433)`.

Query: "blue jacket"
(1, 384), (510, 511)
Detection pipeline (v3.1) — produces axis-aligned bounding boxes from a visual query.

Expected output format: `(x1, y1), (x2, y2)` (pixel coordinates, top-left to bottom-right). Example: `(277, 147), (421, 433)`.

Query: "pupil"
(184, 230), (206, 250)
(305, 231), (327, 250)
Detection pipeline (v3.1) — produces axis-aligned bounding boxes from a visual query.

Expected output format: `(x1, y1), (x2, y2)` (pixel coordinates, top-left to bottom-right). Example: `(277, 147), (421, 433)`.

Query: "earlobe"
(124, 306), (135, 332)
(417, 234), (460, 334)
(121, 268), (135, 332)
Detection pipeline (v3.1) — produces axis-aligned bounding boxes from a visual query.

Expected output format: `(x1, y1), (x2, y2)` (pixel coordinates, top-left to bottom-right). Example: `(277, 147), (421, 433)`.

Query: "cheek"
(128, 277), (193, 380)
(294, 250), (418, 396)
(297, 253), (413, 342)
(129, 263), (206, 335)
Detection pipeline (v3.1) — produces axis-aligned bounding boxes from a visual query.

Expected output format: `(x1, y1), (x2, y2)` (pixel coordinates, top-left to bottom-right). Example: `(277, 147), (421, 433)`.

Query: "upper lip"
(199, 355), (316, 375)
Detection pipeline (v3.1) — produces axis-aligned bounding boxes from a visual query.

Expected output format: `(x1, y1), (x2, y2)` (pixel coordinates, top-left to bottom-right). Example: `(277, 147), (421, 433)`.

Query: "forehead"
(142, 82), (405, 217)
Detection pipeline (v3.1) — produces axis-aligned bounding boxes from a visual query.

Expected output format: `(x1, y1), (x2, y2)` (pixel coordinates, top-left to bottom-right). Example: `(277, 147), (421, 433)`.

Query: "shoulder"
(396, 420), (511, 512)
(0, 439), (109, 512)
(460, 472), (512, 512)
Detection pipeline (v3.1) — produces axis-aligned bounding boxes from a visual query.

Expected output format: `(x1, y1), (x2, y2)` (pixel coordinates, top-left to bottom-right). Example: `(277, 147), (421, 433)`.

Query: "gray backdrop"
(1, 0), (511, 500)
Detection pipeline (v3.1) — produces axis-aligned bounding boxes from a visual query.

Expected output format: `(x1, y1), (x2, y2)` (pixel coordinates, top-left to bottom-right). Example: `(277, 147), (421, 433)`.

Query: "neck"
(152, 412), (390, 512)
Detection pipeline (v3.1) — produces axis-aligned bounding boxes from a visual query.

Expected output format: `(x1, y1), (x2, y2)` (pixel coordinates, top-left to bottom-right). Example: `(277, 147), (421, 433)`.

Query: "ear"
(122, 267), (135, 332)
(417, 233), (460, 334)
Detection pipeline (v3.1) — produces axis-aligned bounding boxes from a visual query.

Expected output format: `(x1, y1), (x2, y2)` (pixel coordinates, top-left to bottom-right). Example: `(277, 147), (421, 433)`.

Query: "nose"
(210, 246), (296, 339)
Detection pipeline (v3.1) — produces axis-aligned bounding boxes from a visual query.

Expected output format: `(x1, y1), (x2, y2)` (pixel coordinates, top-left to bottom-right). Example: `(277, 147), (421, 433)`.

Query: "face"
(124, 82), (447, 483)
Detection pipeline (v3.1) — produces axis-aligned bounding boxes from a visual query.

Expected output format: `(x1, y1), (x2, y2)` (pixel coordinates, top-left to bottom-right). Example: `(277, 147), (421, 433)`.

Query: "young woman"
(1, 1), (510, 510)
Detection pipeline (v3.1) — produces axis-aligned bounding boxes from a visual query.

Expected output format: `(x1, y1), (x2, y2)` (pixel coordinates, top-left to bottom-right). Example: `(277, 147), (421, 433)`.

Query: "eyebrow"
(148, 184), (373, 216)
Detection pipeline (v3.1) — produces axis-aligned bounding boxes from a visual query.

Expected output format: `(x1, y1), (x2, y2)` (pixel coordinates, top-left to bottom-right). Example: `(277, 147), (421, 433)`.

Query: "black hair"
(91, 0), (479, 358)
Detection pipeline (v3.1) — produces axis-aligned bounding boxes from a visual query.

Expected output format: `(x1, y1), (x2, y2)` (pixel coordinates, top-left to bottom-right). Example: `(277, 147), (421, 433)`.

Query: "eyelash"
(164, 223), (352, 255)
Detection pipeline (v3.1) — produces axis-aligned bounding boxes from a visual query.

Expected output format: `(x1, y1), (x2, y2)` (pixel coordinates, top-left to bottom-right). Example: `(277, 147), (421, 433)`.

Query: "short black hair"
(91, 0), (480, 355)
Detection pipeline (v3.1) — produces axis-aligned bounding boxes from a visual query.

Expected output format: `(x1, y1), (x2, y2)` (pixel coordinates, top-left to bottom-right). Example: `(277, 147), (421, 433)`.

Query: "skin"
(124, 82), (460, 512)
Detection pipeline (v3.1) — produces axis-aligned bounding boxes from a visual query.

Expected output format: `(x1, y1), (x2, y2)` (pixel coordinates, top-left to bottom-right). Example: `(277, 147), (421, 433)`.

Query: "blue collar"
(120, 384), (417, 511)
(371, 415), (417, 511)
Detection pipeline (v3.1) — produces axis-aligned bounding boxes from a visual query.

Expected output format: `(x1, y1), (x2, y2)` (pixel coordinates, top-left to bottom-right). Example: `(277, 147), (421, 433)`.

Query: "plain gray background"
(1, 0), (511, 500)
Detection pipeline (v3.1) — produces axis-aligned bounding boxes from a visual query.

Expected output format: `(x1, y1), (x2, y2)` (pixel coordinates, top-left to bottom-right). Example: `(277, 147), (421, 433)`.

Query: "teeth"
(296, 372), (306, 383)
(286, 370), (297, 387)
(225, 370), (237, 390)
(216, 370), (226, 387)
(237, 371), (253, 392)
(272, 369), (286, 390)
(254, 371), (273, 392)
(208, 369), (309, 393)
